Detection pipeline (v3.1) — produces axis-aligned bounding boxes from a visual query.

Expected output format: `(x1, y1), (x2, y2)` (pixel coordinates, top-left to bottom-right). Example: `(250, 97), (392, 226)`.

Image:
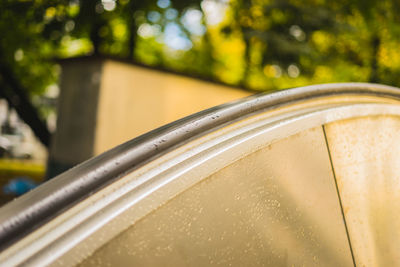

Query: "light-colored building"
(48, 57), (252, 176)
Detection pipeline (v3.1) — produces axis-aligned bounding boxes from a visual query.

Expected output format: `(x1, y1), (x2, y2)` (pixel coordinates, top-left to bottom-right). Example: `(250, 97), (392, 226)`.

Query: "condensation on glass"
(325, 115), (400, 267)
(78, 127), (353, 267)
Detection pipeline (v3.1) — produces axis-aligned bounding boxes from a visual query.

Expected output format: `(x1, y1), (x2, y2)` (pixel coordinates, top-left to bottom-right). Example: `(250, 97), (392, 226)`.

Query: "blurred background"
(0, 0), (399, 204)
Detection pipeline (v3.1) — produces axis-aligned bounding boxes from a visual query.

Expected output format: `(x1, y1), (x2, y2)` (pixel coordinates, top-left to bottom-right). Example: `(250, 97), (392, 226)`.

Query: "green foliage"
(2, 0), (400, 109)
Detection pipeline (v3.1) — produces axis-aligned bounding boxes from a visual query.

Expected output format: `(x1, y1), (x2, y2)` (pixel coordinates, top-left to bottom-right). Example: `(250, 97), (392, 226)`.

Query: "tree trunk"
(127, 1), (139, 60)
(240, 37), (251, 87)
(90, 22), (102, 56)
(369, 33), (380, 83)
(0, 61), (50, 147)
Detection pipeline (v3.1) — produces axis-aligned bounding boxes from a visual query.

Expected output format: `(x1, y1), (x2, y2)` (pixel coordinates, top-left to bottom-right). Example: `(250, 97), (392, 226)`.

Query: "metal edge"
(0, 82), (399, 251)
(4, 102), (400, 267)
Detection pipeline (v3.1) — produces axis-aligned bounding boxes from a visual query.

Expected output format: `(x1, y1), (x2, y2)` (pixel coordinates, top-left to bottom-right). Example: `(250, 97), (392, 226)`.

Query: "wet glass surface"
(79, 127), (353, 267)
(325, 115), (400, 266)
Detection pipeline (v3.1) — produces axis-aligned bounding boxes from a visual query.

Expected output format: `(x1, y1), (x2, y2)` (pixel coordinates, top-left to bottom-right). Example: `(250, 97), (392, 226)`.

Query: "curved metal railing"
(1, 83), (400, 266)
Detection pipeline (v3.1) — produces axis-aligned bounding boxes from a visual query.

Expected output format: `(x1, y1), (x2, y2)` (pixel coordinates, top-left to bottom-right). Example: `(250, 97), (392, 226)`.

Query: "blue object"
(3, 177), (38, 196)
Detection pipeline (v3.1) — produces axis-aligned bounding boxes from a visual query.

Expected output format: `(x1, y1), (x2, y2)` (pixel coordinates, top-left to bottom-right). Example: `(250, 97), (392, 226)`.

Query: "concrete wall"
(48, 57), (251, 176)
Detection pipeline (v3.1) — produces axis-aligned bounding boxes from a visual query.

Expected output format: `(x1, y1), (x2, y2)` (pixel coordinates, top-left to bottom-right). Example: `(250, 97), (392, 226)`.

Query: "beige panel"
(95, 60), (250, 154)
(163, 76), (250, 123)
(94, 61), (167, 155)
(79, 127), (353, 267)
(325, 115), (400, 266)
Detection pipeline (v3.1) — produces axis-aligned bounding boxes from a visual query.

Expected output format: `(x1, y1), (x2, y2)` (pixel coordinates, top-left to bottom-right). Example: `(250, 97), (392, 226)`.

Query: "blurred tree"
(0, 0), (205, 146)
(223, 0), (340, 86)
(217, 0), (400, 88)
(0, 1), (61, 146)
(1, 0), (400, 147)
(343, 0), (400, 83)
